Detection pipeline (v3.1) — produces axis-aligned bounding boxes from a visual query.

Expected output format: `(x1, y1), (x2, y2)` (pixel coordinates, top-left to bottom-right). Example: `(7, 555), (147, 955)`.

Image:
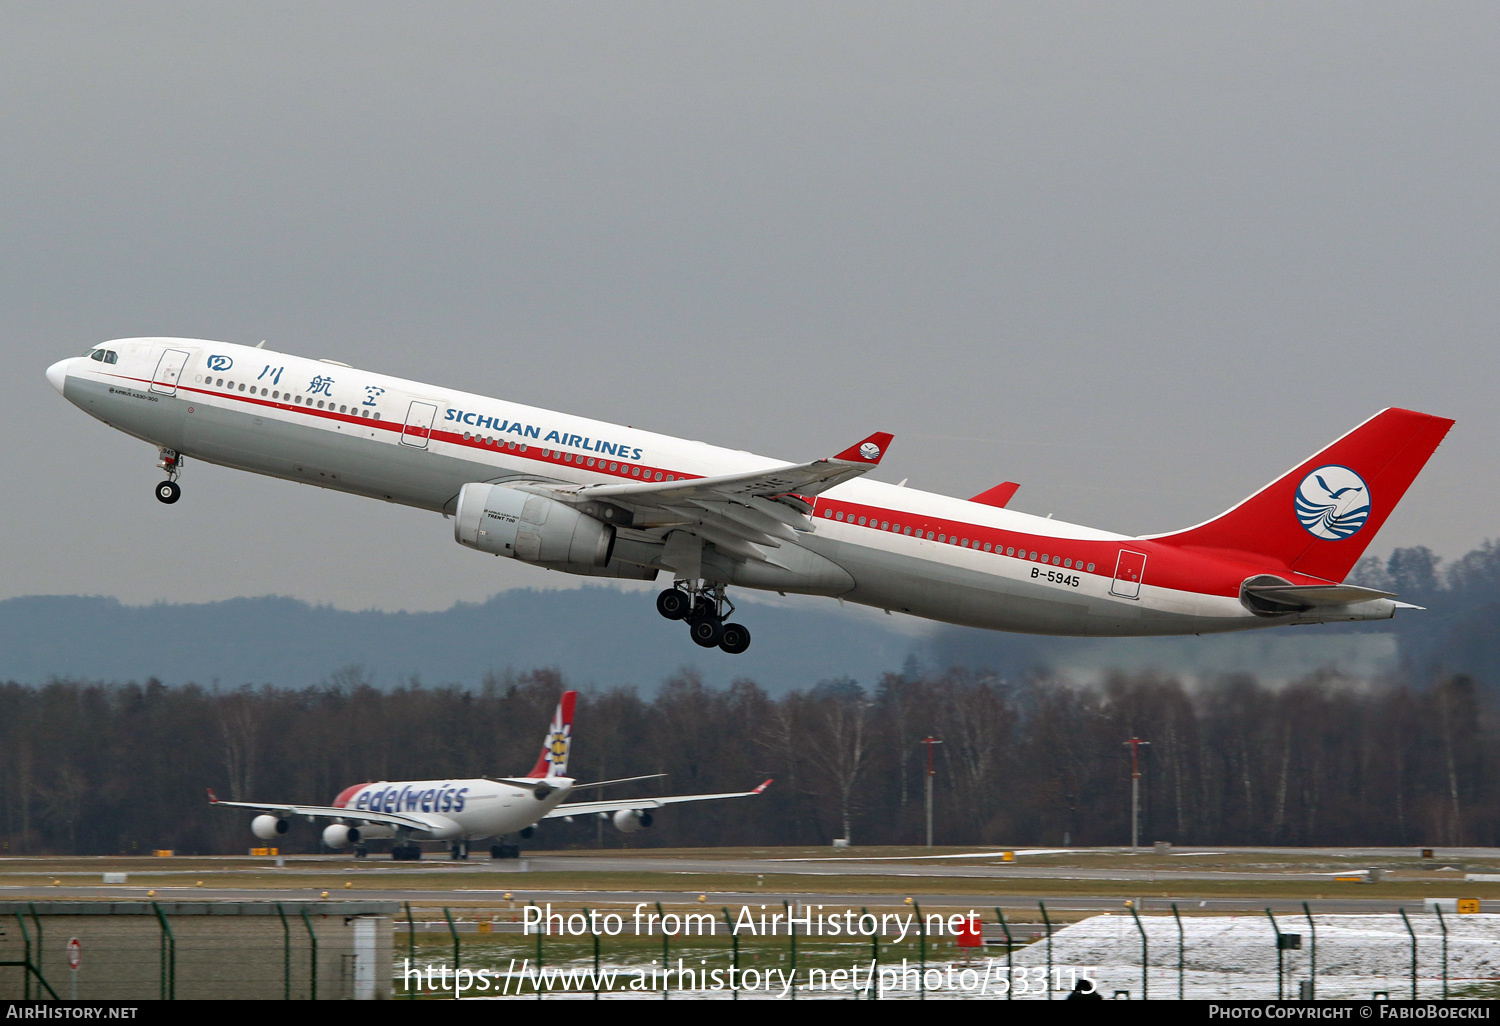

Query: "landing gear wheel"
(690, 617), (724, 648)
(656, 589), (690, 620)
(719, 622), (751, 655)
(491, 843), (520, 859)
(155, 480), (181, 504)
(686, 596), (716, 624)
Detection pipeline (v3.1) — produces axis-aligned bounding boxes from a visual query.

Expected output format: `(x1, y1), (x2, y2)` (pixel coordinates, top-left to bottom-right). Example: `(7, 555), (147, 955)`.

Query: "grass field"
(2, 847), (1497, 908)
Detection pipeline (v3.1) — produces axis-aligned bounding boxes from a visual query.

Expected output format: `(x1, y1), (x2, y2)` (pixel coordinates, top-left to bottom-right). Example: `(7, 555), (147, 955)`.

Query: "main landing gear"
(155, 448), (182, 504)
(656, 583), (752, 654)
(449, 841), (471, 861)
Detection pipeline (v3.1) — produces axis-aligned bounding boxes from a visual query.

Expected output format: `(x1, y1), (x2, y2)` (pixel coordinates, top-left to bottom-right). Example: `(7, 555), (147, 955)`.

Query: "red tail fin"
(1155, 408), (1453, 582)
(526, 691), (577, 779)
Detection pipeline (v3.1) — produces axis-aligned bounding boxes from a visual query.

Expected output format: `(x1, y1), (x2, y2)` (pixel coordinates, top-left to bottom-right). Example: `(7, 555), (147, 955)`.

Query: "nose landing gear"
(155, 448), (183, 504)
(656, 582), (752, 654)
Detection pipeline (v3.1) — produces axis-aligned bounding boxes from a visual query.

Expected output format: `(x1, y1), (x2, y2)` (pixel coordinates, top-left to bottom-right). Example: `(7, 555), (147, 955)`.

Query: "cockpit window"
(87, 349), (119, 364)
(103, 350), (117, 364)
(82, 347), (100, 357)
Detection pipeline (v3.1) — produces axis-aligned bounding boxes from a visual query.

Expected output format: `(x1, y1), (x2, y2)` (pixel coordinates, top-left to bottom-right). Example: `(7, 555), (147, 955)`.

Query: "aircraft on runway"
(208, 691), (771, 859)
(49, 338), (1452, 651)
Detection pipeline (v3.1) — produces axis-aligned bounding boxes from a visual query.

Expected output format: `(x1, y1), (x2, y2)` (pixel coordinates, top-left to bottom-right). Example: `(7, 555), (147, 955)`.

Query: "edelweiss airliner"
(48, 338), (1452, 651)
(209, 691), (771, 859)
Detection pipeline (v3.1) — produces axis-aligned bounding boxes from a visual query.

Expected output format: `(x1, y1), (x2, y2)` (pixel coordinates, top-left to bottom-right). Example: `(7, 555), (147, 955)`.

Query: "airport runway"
(4, 847), (1495, 884)
(0, 881), (1482, 916)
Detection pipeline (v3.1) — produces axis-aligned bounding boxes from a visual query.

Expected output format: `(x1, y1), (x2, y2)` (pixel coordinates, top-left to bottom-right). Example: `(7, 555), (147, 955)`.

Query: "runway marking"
(769, 849), (1075, 862)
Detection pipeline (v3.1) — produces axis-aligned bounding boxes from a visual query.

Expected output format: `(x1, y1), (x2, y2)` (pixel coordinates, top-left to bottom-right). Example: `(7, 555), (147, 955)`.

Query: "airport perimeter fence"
(0, 901), (394, 1000)
(4, 899), (1492, 1000)
(397, 900), (1500, 1001)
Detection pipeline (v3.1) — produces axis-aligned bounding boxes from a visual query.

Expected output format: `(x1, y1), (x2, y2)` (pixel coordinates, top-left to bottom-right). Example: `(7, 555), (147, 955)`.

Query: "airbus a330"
(48, 338), (1453, 651)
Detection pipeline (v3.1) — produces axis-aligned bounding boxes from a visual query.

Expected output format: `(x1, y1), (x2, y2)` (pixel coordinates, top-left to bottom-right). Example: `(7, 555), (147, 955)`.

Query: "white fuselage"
(49, 337), (1393, 636)
(332, 778), (574, 842)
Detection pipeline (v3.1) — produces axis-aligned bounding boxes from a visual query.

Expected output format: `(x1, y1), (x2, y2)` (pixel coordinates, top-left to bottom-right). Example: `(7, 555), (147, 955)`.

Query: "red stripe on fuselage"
(809, 498), (1326, 598)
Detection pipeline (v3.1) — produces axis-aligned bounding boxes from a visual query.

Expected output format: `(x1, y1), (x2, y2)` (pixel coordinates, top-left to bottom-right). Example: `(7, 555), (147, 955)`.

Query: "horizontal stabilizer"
(1242, 582), (1395, 614)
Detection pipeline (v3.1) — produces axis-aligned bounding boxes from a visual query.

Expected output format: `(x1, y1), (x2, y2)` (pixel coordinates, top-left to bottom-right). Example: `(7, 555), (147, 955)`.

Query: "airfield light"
(921, 737), (943, 847)
(1123, 738), (1151, 854)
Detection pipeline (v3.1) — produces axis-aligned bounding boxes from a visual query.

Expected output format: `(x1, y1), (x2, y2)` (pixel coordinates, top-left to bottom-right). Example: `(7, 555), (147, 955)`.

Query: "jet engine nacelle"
(252, 814), (289, 840)
(454, 483), (613, 568)
(613, 809), (654, 833)
(322, 824), (360, 848)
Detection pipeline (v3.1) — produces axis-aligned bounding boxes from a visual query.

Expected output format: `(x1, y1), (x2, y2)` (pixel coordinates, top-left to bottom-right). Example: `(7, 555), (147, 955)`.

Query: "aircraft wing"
(206, 789), (432, 831)
(527, 433), (892, 564)
(579, 432), (892, 510)
(541, 779), (773, 819)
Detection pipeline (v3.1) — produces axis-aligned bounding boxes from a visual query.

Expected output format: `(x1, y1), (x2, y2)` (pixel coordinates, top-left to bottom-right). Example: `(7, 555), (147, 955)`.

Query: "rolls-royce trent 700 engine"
(455, 483), (614, 568)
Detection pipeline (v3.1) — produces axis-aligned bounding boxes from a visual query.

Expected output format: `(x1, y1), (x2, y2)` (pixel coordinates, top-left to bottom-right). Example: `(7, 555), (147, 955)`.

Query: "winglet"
(206, 788), (218, 804)
(752, 778), (773, 794)
(971, 481), (1020, 508)
(833, 432), (893, 465)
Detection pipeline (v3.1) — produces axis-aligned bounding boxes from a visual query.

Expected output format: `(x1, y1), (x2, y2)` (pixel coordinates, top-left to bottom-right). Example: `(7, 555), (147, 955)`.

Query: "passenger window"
(587, 458), (596, 467)
(632, 467), (641, 477)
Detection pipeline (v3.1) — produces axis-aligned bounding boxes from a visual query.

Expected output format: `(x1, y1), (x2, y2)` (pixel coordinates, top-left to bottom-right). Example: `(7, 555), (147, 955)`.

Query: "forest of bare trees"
(0, 661), (1492, 855)
(1, 544), (1494, 855)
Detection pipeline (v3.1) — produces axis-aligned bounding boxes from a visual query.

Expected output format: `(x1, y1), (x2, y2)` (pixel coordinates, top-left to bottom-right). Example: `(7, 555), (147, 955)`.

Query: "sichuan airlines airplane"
(209, 691), (771, 859)
(48, 338), (1452, 650)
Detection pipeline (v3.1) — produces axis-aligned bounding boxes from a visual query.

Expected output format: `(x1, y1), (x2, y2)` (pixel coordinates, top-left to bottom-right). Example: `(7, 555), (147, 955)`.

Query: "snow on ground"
(1005, 913), (1500, 1000)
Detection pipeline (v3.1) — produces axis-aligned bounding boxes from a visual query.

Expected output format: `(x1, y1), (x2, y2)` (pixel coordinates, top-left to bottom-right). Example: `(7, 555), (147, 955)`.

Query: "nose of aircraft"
(46, 359), (70, 395)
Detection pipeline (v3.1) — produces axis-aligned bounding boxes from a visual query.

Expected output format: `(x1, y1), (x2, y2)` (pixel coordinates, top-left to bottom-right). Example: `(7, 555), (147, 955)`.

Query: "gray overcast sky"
(6, 3), (1497, 612)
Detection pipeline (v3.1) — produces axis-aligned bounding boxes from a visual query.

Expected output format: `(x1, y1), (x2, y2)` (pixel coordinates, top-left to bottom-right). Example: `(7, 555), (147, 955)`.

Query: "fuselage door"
(401, 401), (439, 448)
(1111, 549), (1147, 599)
(149, 349), (191, 396)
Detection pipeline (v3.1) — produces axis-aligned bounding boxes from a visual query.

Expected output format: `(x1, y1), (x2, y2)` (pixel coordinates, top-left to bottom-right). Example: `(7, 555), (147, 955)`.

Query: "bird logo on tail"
(1295, 465), (1371, 540)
